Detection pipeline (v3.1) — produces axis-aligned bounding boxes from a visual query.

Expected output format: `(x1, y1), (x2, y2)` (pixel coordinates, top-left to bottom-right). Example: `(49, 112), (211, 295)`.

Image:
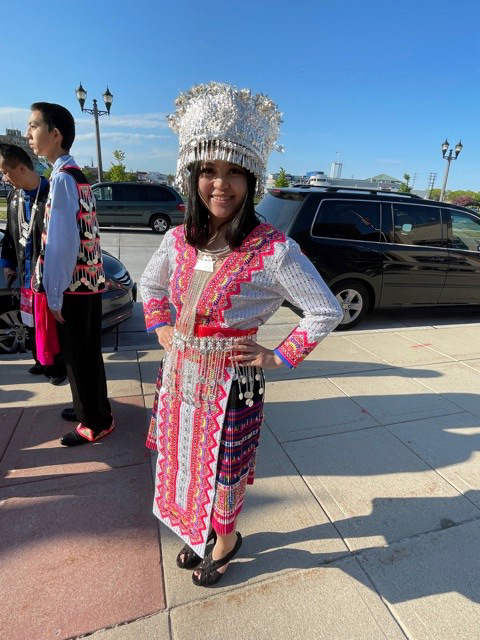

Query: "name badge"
(194, 257), (214, 272)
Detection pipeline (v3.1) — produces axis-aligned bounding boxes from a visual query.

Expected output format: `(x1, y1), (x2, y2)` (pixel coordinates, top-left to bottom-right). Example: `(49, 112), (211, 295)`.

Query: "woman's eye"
(230, 168), (245, 175)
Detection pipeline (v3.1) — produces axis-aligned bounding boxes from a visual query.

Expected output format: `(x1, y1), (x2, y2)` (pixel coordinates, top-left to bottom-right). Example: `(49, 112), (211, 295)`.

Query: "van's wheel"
(151, 215), (170, 234)
(0, 309), (30, 353)
(331, 280), (370, 331)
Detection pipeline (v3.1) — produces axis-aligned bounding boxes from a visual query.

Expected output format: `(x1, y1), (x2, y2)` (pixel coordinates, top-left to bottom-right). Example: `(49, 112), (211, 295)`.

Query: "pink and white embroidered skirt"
(147, 327), (264, 558)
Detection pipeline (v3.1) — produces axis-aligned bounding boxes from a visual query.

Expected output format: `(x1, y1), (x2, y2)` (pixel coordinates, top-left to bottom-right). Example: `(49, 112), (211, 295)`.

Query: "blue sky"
(1, 0), (479, 191)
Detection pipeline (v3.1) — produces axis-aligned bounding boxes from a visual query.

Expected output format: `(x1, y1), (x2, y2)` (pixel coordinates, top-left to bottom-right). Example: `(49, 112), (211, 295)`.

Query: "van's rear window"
(256, 192), (305, 232)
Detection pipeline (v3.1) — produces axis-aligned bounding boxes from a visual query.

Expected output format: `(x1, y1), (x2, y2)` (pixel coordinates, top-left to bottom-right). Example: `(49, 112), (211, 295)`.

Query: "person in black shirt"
(0, 144), (66, 383)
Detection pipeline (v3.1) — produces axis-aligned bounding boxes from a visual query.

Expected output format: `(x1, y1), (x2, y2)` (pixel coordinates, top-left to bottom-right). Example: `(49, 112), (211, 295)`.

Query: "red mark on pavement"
(412, 343), (433, 349)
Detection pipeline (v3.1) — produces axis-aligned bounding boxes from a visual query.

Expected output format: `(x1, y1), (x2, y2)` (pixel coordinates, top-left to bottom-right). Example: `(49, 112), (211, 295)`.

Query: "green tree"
(108, 149), (128, 182)
(429, 189), (441, 201)
(274, 167), (289, 187)
(81, 168), (96, 184)
(398, 173), (412, 193)
(449, 190), (480, 205)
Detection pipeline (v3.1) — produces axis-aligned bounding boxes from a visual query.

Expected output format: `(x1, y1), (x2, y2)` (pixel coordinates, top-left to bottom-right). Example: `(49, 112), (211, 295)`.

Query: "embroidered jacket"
(33, 166), (105, 297)
(140, 223), (343, 368)
(0, 179), (49, 288)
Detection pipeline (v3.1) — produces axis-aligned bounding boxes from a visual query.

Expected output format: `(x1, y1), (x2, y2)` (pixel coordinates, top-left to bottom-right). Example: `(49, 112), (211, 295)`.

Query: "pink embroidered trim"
(75, 421), (114, 442)
(171, 226), (196, 316)
(276, 328), (318, 368)
(201, 224), (285, 323)
(169, 224), (285, 325)
(143, 296), (171, 330)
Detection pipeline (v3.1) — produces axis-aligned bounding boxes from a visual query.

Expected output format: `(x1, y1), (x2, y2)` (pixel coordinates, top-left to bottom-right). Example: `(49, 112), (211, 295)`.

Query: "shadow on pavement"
(2, 385), (480, 637)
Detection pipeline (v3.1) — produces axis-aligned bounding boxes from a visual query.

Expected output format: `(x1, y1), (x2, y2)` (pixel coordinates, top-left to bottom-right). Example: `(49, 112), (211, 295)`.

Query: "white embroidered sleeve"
(140, 233), (173, 331)
(272, 239), (343, 368)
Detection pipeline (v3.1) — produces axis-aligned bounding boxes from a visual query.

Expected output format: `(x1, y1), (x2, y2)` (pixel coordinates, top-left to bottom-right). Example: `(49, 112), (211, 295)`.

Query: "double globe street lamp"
(75, 83), (113, 182)
(439, 139), (463, 202)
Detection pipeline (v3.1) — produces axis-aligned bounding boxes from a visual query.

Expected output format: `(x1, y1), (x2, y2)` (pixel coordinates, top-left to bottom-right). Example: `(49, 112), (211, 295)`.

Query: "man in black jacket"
(0, 144), (66, 383)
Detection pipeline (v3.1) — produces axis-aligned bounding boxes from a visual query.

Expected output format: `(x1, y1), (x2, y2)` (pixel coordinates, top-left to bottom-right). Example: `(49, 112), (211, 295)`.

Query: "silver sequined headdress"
(167, 82), (283, 195)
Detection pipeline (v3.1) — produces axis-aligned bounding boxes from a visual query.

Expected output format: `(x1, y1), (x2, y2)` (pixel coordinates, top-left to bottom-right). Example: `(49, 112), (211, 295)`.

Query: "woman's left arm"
(271, 239), (343, 368)
(230, 239), (343, 370)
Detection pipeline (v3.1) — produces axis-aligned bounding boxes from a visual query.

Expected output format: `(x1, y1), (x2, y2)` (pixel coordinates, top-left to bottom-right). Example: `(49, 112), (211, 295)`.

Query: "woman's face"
(197, 160), (248, 225)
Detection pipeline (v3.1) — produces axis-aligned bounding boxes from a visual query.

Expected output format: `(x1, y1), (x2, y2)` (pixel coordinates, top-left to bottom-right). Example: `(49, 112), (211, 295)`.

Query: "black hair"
(0, 144), (34, 171)
(30, 102), (75, 151)
(184, 161), (261, 250)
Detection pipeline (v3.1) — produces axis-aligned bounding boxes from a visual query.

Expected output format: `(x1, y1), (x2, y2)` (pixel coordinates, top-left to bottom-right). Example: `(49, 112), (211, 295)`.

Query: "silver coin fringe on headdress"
(167, 82), (283, 196)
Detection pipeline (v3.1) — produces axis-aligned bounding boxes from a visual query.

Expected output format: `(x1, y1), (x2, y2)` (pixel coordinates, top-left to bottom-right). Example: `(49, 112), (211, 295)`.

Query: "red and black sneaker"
(60, 420), (115, 447)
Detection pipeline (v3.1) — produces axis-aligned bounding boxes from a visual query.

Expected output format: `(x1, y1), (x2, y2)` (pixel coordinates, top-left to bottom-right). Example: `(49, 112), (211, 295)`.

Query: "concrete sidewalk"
(3, 308), (480, 639)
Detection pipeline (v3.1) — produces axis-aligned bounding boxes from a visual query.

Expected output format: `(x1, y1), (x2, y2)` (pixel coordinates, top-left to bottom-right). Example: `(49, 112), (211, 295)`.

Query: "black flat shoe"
(49, 375), (67, 386)
(192, 532), (242, 587)
(28, 363), (45, 375)
(176, 530), (217, 569)
(61, 408), (78, 422)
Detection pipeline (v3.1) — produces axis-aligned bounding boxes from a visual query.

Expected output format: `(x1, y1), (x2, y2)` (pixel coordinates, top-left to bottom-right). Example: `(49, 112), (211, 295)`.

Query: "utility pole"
(425, 172), (437, 199)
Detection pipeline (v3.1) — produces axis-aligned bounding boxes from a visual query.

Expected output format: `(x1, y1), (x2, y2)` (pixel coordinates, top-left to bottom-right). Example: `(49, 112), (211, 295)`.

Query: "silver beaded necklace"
(177, 242), (231, 337)
(17, 178), (42, 248)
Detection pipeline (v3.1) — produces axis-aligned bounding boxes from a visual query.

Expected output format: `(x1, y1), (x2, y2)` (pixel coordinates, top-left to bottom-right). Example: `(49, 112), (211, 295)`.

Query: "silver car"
(0, 230), (137, 354)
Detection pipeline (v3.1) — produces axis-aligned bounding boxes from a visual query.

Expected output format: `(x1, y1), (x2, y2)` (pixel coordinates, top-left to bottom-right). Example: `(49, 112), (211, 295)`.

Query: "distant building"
(330, 162), (343, 179)
(316, 173), (403, 190)
(368, 174), (403, 190)
(266, 170), (403, 191)
(136, 170), (167, 183)
(265, 172), (308, 188)
(308, 172), (329, 186)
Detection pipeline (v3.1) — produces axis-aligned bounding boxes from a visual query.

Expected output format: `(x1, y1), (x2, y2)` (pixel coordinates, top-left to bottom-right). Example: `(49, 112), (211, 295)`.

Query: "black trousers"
(56, 294), (112, 432)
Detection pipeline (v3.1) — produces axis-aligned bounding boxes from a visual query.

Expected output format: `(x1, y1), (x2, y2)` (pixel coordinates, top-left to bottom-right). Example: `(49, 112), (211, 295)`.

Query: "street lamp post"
(439, 138), (463, 202)
(75, 83), (113, 182)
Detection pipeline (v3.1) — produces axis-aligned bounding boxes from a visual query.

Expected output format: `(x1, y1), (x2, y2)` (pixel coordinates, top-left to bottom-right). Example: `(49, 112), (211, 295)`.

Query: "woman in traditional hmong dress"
(140, 82), (343, 587)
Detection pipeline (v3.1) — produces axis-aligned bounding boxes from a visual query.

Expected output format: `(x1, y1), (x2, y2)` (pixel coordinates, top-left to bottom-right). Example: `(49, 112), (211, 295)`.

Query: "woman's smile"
(198, 160), (247, 223)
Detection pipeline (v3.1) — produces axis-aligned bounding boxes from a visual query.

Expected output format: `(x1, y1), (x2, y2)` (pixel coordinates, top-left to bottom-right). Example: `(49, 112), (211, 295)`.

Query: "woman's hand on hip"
(155, 325), (174, 351)
(228, 339), (283, 369)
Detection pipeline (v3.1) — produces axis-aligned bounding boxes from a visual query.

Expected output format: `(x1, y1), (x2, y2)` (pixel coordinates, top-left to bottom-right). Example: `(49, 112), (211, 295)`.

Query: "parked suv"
(256, 186), (480, 330)
(92, 181), (185, 233)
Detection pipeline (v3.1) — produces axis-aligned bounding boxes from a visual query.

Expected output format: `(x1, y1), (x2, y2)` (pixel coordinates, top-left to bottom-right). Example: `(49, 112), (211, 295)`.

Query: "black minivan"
(256, 186), (480, 330)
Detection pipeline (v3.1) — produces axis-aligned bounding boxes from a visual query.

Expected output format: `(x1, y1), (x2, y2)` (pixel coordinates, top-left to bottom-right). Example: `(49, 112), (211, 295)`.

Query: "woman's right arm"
(140, 235), (173, 340)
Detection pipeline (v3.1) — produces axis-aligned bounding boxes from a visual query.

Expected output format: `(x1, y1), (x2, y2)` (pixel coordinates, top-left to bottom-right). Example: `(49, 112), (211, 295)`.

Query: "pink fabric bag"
(33, 292), (60, 366)
(20, 287), (34, 327)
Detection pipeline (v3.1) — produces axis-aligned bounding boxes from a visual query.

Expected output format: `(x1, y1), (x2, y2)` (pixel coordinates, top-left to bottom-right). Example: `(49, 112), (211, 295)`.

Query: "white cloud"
(0, 106), (170, 133)
(75, 131), (169, 144)
(0, 106), (178, 174)
(75, 112), (169, 130)
(0, 107), (30, 132)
